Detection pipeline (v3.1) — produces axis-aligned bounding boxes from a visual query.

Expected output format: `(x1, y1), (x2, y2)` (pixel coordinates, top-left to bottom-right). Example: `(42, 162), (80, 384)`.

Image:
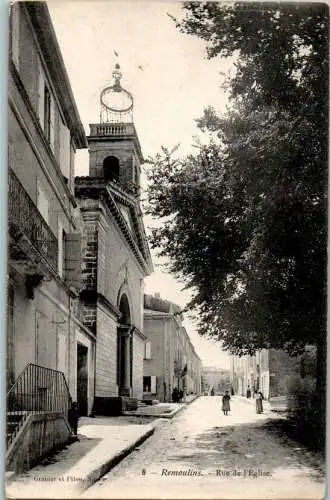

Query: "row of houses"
(7, 2), (201, 471)
(231, 347), (316, 406)
(143, 294), (202, 402)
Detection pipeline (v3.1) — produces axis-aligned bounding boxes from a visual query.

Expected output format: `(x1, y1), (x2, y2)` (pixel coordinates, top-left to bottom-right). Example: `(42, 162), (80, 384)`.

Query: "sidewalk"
(6, 416), (156, 499)
(234, 395), (271, 413)
(124, 395), (200, 419)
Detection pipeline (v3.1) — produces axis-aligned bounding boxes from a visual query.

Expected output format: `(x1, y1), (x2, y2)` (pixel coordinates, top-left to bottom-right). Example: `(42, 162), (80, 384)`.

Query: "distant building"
(202, 366), (231, 395)
(143, 294), (202, 402)
(231, 348), (315, 404)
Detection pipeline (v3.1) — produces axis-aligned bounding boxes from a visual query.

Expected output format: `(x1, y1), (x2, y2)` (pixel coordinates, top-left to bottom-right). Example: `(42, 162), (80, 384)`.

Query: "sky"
(48, 0), (233, 370)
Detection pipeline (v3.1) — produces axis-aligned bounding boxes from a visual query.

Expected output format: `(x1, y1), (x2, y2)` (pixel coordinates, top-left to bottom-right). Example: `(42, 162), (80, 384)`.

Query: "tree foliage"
(146, 2), (328, 357)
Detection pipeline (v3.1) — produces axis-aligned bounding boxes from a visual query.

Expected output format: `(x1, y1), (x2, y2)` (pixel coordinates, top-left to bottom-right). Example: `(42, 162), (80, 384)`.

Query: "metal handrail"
(6, 363), (71, 447)
(8, 168), (58, 271)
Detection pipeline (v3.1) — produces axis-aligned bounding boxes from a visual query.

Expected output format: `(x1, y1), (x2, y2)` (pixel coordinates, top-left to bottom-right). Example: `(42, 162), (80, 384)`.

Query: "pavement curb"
(123, 395), (200, 420)
(78, 426), (155, 494)
(6, 426), (155, 498)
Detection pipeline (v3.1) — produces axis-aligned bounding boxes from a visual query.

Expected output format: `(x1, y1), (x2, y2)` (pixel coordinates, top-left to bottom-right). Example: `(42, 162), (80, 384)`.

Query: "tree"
(146, 2), (328, 444)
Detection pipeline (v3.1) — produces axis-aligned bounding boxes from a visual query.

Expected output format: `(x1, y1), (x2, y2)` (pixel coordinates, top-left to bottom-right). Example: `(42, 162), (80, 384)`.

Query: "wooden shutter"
(151, 376), (157, 394)
(50, 94), (55, 151)
(58, 218), (64, 277)
(145, 341), (151, 359)
(59, 119), (71, 180)
(64, 232), (82, 290)
(38, 59), (45, 128)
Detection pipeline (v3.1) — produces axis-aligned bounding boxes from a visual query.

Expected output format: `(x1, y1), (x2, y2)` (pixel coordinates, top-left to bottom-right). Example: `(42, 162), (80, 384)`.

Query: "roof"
(24, 2), (87, 149)
(144, 294), (182, 315)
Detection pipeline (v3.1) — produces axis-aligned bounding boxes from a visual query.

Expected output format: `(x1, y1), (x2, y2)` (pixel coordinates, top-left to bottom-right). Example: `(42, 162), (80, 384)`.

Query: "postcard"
(6, 1), (327, 499)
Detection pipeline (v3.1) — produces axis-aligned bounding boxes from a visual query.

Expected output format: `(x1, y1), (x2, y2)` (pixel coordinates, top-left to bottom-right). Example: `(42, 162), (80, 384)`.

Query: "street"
(82, 396), (325, 499)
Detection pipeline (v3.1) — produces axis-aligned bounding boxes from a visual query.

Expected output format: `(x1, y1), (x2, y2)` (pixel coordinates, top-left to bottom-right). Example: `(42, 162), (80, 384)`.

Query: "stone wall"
(132, 335), (144, 399)
(6, 412), (70, 472)
(95, 304), (118, 398)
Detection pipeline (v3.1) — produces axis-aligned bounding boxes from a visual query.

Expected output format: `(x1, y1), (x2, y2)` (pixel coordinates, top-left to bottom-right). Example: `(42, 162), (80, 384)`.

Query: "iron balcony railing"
(6, 363), (71, 448)
(89, 122), (135, 137)
(8, 169), (58, 272)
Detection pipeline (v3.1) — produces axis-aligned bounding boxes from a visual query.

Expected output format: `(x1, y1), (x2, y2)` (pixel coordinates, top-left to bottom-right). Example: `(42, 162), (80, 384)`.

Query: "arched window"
(119, 294), (131, 325)
(103, 156), (120, 182)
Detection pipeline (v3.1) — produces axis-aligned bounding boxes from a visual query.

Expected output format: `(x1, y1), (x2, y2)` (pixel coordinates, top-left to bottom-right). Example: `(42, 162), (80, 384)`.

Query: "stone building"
(7, 2), (93, 469)
(231, 349), (306, 403)
(75, 65), (153, 415)
(143, 293), (202, 402)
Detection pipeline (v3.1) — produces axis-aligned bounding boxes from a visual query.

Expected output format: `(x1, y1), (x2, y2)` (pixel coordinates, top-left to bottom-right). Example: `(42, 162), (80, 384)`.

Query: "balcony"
(89, 123), (135, 137)
(8, 169), (58, 295)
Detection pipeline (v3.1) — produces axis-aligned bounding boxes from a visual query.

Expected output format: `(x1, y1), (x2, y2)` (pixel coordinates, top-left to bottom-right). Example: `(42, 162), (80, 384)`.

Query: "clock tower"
(76, 64), (153, 413)
(88, 64), (142, 196)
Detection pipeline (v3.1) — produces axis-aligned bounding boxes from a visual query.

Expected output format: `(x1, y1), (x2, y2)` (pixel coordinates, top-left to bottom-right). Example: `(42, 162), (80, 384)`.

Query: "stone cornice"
(132, 325), (147, 341)
(97, 293), (121, 320)
(75, 177), (153, 275)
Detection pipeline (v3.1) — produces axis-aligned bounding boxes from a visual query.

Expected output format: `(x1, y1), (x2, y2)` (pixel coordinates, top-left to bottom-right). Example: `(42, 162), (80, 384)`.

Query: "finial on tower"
(112, 63), (122, 91)
(100, 63), (134, 124)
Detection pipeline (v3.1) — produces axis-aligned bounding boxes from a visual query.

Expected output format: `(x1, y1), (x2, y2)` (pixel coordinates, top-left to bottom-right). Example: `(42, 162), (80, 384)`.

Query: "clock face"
(101, 86), (133, 113)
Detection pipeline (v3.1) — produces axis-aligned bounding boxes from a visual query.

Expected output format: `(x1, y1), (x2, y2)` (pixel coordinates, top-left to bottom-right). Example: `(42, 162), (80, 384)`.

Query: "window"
(38, 58), (55, 151)
(37, 180), (49, 224)
(10, 3), (19, 70)
(143, 376), (151, 392)
(143, 376), (157, 394)
(64, 233), (82, 290)
(145, 341), (151, 360)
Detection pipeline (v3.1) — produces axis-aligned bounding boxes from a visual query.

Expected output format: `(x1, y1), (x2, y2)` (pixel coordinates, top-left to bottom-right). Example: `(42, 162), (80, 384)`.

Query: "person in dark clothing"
(222, 390), (231, 416)
(246, 386), (251, 398)
(68, 401), (80, 438)
(172, 387), (179, 403)
(256, 391), (264, 414)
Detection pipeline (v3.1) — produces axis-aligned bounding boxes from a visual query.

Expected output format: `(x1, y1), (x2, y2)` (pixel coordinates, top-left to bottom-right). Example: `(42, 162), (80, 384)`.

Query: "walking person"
(256, 391), (264, 414)
(246, 385), (251, 398)
(222, 390), (231, 416)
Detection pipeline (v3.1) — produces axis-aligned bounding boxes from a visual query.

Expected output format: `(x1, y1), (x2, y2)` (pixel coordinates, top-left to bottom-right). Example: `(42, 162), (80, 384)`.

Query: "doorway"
(77, 343), (88, 416)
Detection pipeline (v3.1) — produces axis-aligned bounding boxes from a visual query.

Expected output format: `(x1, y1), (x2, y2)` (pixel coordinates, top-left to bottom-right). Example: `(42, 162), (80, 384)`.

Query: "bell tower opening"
(103, 155), (120, 182)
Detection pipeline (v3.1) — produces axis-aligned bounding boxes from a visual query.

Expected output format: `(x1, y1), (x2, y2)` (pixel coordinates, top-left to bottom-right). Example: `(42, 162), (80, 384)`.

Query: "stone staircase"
(6, 412), (25, 447)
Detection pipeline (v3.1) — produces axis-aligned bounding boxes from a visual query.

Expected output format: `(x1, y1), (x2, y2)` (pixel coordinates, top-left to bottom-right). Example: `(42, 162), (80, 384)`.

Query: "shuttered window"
(38, 57), (55, 152)
(38, 59), (45, 128)
(64, 232), (82, 290)
(151, 376), (157, 394)
(59, 118), (71, 180)
(145, 341), (151, 359)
